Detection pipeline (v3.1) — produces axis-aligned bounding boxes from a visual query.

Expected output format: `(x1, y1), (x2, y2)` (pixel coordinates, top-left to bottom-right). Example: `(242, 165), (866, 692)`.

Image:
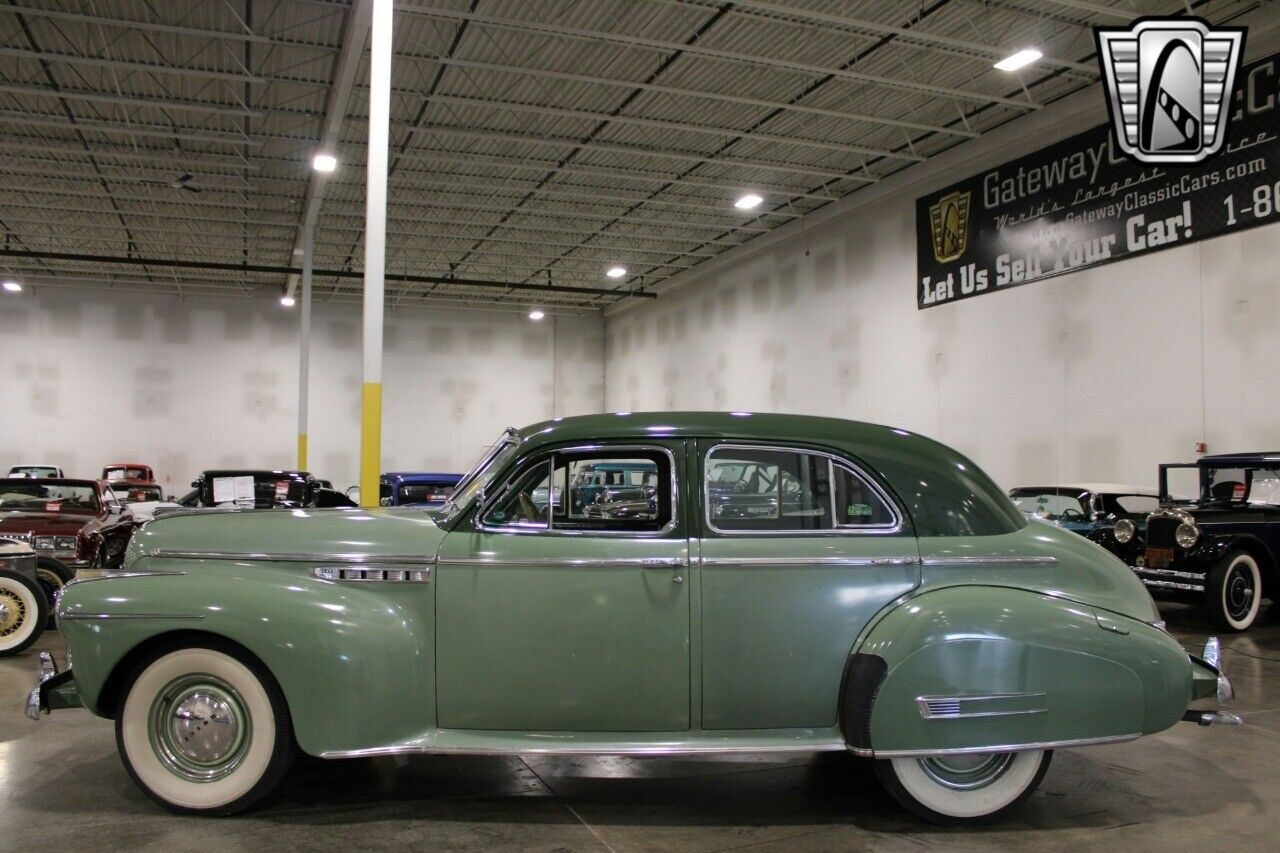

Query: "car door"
(696, 441), (920, 730)
(435, 440), (691, 732)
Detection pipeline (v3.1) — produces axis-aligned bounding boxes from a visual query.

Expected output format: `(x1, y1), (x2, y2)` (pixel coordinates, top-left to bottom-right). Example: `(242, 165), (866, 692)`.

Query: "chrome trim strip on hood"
(149, 549), (436, 565)
(922, 556), (1058, 568)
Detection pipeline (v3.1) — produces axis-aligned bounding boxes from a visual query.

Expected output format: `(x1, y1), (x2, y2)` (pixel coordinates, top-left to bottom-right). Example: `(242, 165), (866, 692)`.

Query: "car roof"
(383, 472), (462, 484)
(1197, 453), (1280, 467)
(105, 462), (151, 467)
(1010, 483), (1159, 497)
(199, 470), (310, 479)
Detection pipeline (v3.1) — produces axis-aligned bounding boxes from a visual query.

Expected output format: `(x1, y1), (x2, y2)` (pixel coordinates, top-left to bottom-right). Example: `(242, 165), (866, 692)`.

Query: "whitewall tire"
(116, 642), (294, 815)
(1207, 551), (1263, 632)
(875, 749), (1052, 825)
(0, 571), (47, 656)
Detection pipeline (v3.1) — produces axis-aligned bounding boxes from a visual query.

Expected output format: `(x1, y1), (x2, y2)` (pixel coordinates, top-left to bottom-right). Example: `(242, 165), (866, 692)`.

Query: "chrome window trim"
(850, 732), (1140, 759)
(916, 692), (1048, 720)
(921, 556), (1058, 568)
(699, 556), (918, 567)
(148, 549), (436, 565)
(702, 443), (903, 537)
(475, 444), (679, 538)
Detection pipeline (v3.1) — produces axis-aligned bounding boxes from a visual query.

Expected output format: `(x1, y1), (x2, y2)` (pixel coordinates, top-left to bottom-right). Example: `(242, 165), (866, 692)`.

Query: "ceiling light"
(280, 295), (296, 307)
(993, 48), (1042, 71)
(606, 266), (627, 279)
(528, 309), (545, 321)
(735, 193), (763, 210)
(2, 280), (21, 293)
(312, 153), (337, 172)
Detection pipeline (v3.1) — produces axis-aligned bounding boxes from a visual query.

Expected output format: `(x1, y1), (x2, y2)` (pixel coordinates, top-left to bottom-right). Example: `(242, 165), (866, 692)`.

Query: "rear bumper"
(24, 651), (81, 721)
(1182, 638), (1241, 727)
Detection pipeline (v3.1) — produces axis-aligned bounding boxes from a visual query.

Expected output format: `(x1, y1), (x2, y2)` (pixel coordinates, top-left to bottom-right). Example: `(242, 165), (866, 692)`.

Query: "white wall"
(603, 84), (1280, 492)
(0, 289), (603, 493)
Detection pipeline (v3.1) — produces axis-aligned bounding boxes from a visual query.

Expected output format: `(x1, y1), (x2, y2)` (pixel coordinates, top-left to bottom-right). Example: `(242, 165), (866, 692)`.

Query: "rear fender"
(848, 586), (1191, 756)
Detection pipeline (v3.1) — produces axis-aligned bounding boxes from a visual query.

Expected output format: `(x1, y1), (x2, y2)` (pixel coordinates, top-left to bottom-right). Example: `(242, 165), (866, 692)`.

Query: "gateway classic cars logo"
(927, 190), (971, 262)
(1095, 17), (1245, 164)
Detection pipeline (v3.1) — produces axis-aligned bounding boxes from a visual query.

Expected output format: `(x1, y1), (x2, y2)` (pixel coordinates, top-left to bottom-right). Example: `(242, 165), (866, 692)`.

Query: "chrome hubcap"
(917, 753), (1015, 791)
(1226, 564), (1255, 620)
(149, 676), (250, 781)
(0, 602), (11, 627)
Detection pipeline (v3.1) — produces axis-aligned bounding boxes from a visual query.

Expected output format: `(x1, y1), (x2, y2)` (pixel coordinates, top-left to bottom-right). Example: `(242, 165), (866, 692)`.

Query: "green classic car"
(28, 413), (1236, 823)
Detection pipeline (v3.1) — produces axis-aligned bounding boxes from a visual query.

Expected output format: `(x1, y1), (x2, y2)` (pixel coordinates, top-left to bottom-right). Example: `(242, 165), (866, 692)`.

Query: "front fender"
(58, 561), (435, 757)
(848, 586), (1191, 756)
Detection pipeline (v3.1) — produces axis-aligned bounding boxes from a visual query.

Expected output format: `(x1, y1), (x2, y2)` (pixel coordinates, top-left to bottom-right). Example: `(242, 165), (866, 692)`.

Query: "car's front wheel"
(116, 641), (294, 815)
(875, 749), (1052, 824)
(1207, 550), (1263, 632)
(0, 570), (47, 656)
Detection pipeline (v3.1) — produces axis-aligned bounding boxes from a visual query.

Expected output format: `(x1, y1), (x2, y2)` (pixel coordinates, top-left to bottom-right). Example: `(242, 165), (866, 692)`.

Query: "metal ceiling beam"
(0, 137), (259, 170)
(0, 46), (267, 84)
(0, 249), (655, 300)
(0, 82), (265, 119)
(0, 4), (280, 44)
(285, 0), (372, 299)
(0, 163), (252, 190)
(423, 93), (922, 162)
(1036, 0), (1136, 20)
(0, 109), (255, 145)
(403, 5), (1040, 109)
(722, 0), (1095, 74)
(425, 56), (977, 139)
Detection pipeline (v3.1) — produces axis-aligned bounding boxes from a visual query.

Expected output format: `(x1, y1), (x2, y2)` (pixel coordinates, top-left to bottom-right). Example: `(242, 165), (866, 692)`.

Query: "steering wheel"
(517, 492), (541, 522)
(1059, 507), (1083, 519)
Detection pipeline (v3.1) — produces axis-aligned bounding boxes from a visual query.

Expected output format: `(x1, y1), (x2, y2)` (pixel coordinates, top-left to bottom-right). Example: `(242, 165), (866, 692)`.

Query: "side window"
(706, 446), (895, 532)
(482, 449), (673, 533)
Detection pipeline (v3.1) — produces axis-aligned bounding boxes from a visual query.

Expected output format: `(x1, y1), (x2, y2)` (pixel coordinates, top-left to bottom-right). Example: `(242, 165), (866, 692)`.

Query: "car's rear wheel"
(0, 570), (47, 656)
(874, 749), (1052, 825)
(1207, 551), (1262, 632)
(116, 642), (294, 815)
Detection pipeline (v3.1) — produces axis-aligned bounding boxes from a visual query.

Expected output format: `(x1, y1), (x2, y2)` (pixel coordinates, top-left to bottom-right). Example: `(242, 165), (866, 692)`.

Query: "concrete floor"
(2, 602), (1278, 852)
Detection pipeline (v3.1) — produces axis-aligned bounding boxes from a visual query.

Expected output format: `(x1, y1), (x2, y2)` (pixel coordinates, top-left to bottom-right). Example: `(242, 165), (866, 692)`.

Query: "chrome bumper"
(24, 650), (78, 721)
(1183, 637), (1242, 726)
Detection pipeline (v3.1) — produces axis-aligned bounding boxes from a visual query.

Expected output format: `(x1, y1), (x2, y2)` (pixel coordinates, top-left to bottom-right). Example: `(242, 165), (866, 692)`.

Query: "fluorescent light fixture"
(606, 266), (627, 279)
(993, 48), (1042, 71)
(2, 280), (21, 293)
(280, 295), (296, 307)
(735, 193), (764, 210)
(528, 309), (545, 321)
(312, 153), (337, 172)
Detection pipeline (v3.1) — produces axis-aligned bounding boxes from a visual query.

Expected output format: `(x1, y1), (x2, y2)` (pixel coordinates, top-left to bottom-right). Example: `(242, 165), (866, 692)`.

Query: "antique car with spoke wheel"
(1094, 452), (1280, 631)
(1, 537), (47, 656)
(30, 413), (1237, 822)
(0, 478), (136, 585)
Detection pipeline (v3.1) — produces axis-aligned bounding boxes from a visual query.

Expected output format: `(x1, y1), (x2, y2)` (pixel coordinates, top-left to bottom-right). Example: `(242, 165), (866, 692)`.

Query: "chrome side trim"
(67, 570), (187, 584)
(850, 732), (1140, 759)
(922, 556), (1058, 568)
(1135, 567), (1204, 581)
(312, 566), (431, 583)
(437, 556), (688, 569)
(60, 612), (205, 621)
(150, 549), (435, 565)
(320, 740), (849, 759)
(700, 556), (919, 567)
(1141, 578), (1205, 592)
(916, 692), (1048, 720)
(703, 443), (904, 537)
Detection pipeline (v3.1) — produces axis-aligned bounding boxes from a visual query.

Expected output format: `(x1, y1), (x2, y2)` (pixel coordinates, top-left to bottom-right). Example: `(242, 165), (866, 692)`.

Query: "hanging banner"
(916, 49), (1280, 309)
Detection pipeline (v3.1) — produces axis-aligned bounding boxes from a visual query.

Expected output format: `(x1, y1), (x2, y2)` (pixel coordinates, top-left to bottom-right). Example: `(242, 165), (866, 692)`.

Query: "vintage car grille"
(1145, 515), (1180, 549)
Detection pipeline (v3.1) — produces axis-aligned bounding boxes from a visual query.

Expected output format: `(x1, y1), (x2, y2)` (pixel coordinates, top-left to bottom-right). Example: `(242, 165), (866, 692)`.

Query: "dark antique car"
(0, 478), (136, 589)
(0, 537), (47, 655)
(1094, 453), (1280, 631)
(381, 472), (463, 507)
(187, 470), (356, 510)
(1008, 484), (1160, 537)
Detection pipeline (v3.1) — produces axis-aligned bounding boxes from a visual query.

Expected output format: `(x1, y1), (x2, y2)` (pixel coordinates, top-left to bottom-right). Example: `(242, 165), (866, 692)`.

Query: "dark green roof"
(516, 411), (1024, 537)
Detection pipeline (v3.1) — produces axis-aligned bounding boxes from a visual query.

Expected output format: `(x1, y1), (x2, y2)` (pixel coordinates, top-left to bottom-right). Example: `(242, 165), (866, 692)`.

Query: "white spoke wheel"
(0, 570), (47, 656)
(875, 749), (1052, 825)
(1207, 551), (1262, 632)
(117, 643), (294, 815)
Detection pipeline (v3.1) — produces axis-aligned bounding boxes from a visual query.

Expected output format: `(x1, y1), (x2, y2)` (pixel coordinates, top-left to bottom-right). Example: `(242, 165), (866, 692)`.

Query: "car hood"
(127, 507), (446, 568)
(0, 511), (94, 535)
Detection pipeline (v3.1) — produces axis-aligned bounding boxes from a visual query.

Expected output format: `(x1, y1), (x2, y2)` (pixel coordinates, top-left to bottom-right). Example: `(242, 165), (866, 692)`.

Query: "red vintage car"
(101, 462), (155, 485)
(0, 478), (136, 599)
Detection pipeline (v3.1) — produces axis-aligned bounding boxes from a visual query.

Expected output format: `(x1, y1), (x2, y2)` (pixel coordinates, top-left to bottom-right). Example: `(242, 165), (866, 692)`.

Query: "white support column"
(359, 0), (392, 507)
(297, 212), (315, 470)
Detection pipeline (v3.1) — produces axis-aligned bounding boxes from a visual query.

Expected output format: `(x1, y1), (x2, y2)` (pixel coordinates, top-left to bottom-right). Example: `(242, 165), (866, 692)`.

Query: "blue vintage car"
(381, 472), (463, 507)
(1008, 484), (1160, 536)
(1094, 453), (1280, 632)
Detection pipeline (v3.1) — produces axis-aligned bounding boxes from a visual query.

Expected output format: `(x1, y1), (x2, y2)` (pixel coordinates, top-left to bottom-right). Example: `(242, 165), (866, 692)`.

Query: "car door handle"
(640, 558), (686, 583)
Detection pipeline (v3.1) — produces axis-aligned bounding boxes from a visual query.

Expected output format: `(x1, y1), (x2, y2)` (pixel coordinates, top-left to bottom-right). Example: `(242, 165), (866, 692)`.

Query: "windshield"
(1008, 489), (1089, 521)
(118, 485), (164, 503)
(105, 466), (150, 481)
(399, 483), (455, 504)
(433, 431), (520, 521)
(1203, 466), (1280, 505)
(0, 481), (99, 512)
(9, 466), (59, 478)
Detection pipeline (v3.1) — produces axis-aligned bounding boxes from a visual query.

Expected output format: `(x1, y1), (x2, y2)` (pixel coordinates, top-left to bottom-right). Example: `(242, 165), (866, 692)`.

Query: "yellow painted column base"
(297, 433), (308, 471)
(360, 382), (383, 508)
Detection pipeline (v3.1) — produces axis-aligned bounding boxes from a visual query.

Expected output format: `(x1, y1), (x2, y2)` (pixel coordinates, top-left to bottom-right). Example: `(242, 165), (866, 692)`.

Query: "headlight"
(1114, 518), (1136, 544)
(1175, 522), (1199, 549)
(55, 536), (76, 551)
(33, 535), (54, 550)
